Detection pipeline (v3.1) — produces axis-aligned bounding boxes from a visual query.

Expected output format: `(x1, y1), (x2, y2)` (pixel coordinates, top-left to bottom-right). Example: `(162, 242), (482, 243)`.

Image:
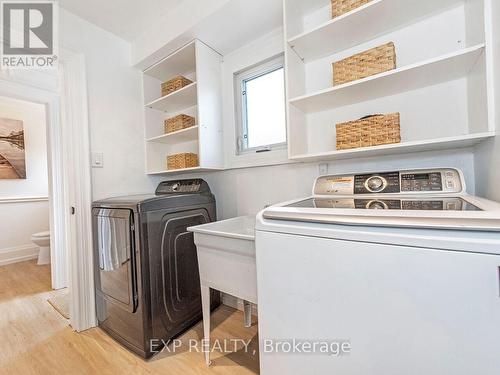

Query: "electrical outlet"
(319, 163), (328, 175)
(91, 152), (104, 168)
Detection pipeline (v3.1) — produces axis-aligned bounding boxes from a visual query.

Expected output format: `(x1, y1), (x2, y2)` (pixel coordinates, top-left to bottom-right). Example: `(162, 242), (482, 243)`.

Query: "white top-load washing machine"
(255, 168), (500, 375)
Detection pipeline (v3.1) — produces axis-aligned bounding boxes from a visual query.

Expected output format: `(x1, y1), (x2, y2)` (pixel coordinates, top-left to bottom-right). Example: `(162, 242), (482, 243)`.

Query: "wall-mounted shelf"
(290, 132), (496, 162)
(284, 0), (495, 161)
(290, 45), (485, 113)
(144, 41), (197, 80)
(146, 125), (199, 145)
(142, 39), (224, 175)
(288, 0), (465, 62)
(145, 82), (197, 112)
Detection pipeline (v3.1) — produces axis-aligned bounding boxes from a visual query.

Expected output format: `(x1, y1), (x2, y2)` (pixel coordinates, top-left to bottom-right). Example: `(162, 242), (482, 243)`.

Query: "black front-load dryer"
(92, 179), (220, 358)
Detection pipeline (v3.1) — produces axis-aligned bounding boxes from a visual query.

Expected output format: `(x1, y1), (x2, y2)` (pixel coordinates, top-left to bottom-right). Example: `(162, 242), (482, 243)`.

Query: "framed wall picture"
(0, 117), (26, 179)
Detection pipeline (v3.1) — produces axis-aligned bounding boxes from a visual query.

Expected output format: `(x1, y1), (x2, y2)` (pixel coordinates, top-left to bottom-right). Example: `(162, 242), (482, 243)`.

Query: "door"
(256, 231), (500, 375)
(93, 208), (137, 313)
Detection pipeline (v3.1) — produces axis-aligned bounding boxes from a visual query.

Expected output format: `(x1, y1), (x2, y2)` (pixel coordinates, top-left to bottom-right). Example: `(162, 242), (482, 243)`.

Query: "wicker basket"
(333, 42), (396, 86)
(164, 114), (195, 134)
(167, 153), (199, 170)
(331, 0), (372, 18)
(336, 113), (401, 150)
(161, 76), (193, 97)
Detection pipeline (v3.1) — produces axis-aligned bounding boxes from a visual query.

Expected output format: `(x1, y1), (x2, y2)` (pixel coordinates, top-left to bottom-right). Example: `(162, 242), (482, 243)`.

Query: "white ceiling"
(59, 0), (184, 41)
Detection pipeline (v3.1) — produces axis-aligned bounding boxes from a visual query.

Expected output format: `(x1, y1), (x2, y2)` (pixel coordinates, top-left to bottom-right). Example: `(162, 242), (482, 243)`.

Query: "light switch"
(91, 152), (104, 168)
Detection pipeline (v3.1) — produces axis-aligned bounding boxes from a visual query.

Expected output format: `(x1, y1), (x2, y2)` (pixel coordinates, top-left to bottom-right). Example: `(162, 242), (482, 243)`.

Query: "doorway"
(0, 49), (96, 331)
(0, 96), (52, 273)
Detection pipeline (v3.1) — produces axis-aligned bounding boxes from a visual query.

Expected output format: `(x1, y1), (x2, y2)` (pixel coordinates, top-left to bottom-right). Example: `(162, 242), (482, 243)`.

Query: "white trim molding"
(60, 49), (96, 331)
(0, 197), (49, 204)
(44, 87), (69, 291)
(0, 244), (38, 266)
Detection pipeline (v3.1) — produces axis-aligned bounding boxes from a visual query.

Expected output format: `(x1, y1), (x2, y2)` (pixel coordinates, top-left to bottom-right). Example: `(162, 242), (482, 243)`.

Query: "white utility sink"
(190, 214), (255, 240)
(188, 215), (257, 366)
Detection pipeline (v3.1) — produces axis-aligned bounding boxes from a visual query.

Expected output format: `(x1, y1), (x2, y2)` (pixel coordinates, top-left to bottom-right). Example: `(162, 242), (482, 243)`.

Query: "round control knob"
(365, 176), (387, 193)
(366, 200), (388, 210)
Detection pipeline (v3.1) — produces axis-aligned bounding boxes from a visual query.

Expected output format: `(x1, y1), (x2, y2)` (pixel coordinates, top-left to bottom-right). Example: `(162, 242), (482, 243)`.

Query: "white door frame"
(0, 48), (96, 331)
(59, 49), (96, 331)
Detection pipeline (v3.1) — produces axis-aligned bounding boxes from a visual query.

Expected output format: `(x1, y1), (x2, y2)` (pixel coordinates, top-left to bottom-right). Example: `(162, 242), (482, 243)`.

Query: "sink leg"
(201, 285), (211, 366)
(243, 300), (252, 328)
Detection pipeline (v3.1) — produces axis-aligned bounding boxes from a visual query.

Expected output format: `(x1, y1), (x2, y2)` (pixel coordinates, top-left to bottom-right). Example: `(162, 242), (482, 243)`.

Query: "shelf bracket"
(290, 45), (305, 62)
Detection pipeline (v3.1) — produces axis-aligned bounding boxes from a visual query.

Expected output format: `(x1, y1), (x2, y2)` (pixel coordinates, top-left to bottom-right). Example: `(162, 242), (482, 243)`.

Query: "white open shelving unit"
(143, 39), (224, 175)
(283, 0), (497, 161)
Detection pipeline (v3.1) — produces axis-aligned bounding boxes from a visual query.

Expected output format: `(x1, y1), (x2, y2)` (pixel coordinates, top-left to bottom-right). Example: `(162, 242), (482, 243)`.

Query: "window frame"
(234, 54), (287, 155)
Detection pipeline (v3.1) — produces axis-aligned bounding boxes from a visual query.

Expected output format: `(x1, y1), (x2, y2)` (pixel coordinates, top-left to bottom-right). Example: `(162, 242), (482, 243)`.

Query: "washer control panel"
(354, 172), (400, 194)
(400, 172), (442, 192)
(314, 169), (463, 196)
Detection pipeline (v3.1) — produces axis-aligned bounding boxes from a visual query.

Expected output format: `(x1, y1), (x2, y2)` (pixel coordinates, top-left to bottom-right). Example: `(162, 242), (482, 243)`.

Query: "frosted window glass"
(244, 67), (286, 149)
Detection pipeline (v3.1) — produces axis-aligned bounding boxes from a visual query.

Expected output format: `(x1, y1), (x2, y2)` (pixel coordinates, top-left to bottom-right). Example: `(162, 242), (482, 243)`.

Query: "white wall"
(474, 0), (500, 202)
(148, 150), (477, 227)
(0, 200), (50, 265)
(156, 149), (475, 220)
(475, 138), (500, 201)
(0, 97), (50, 264)
(131, 0), (283, 70)
(59, 9), (157, 200)
(132, 0), (230, 67)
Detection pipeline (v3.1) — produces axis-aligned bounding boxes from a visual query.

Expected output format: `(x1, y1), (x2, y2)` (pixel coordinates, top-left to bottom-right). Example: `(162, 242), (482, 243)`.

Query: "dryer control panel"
(156, 179), (210, 195)
(314, 169), (464, 196)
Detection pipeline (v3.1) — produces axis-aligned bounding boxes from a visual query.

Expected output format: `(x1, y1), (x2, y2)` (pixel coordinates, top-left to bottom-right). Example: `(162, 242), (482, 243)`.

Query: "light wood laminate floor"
(0, 260), (259, 374)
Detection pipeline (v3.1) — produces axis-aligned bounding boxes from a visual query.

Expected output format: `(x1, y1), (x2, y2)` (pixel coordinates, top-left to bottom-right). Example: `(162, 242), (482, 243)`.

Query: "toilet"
(31, 231), (51, 265)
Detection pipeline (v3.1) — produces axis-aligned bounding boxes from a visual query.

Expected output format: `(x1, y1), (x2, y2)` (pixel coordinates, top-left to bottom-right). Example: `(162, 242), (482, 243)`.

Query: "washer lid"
(262, 195), (500, 232)
(286, 197), (482, 211)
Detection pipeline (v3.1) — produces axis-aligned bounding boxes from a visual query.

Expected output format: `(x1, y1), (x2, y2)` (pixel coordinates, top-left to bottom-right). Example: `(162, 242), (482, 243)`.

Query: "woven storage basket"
(331, 0), (372, 18)
(167, 153), (199, 170)
(333, 42), (396, 85)
(336, 113), (401, 150)
(161, 76), (192, 97)
(164, 114), (195, 134)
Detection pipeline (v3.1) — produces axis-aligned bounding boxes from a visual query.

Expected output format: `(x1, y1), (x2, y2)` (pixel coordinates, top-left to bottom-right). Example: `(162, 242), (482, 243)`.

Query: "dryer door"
(149, 208), (211, 338)
(93, 208), (137, 313)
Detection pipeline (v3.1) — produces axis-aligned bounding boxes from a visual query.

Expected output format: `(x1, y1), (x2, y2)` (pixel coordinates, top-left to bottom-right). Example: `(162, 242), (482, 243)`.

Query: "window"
(235, 55), (287, 154)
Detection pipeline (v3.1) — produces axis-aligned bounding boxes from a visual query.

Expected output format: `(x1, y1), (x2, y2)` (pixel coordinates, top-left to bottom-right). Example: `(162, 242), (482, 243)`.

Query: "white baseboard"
(221, 293), (258, 316)
(0, 244), (39, 266)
